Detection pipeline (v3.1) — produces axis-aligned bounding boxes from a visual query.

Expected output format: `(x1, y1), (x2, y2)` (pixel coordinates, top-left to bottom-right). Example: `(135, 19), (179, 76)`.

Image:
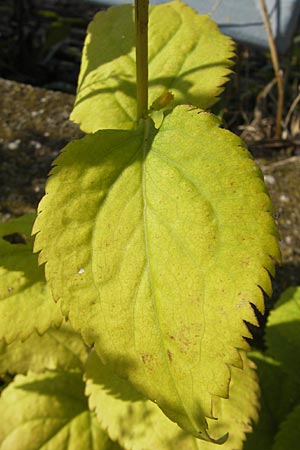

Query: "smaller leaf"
(0, 323), (88, 375)
(71, 2), (235, 131)
(0, 370), (122, 450)
(272, 403), (300, 450)
(150, 91), (174, 111)
(0, 215), (62, 343)
(266, 286), (300, 383)
(85, 350), (258, 450)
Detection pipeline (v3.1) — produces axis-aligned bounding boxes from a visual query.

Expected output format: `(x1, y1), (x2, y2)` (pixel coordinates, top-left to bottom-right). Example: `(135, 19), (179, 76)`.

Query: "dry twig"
(259, 0), (284, 139)
(283, 89), (300, 131)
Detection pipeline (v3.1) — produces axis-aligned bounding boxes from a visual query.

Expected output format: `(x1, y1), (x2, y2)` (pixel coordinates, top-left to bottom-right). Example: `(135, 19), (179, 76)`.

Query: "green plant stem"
(135, 0), (149, 121)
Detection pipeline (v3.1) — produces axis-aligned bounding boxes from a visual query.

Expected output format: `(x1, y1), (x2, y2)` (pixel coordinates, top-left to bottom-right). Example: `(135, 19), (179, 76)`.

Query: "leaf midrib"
(141, 118), (202, 434)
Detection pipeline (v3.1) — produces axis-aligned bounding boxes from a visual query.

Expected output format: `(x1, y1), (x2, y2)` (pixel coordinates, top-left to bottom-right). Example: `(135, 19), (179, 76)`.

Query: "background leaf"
(244, 352), (300, 450)
(34, 106), (279, 438)
(272, 404), (300, 450)
(85, 350), (258, 450)
(245, 288), (300, 449)
(71, 1), (234, 131)
(0, 215), (62, 343)
(265, 286), (300, 382)
(0, 323), (88, 374)
(0, 370), (122, 450)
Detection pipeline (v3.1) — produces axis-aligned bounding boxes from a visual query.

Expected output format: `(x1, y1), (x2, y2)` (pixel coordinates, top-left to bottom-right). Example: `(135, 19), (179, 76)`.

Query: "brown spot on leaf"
(141, 353), (154, 370)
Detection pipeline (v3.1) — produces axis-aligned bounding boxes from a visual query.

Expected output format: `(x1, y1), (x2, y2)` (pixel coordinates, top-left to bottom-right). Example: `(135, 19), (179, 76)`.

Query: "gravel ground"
(0, 78), (82, 218)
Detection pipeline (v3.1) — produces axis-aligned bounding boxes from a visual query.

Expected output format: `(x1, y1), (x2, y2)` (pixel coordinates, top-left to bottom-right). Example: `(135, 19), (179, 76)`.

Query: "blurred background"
(0, 0), (107, 93)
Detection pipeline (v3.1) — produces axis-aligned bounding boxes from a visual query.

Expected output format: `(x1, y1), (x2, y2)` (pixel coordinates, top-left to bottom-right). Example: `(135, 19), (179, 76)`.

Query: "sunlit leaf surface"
(34, 106), (279, 439)
(85, 350), (258, 450)
(0, 323), (87, 374)
(0, 371), (121, 450)
(71, 1), (234, 131)
(0, 215), (62, 343)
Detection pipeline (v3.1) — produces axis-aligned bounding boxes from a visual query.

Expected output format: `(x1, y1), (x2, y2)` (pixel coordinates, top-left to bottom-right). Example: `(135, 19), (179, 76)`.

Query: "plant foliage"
(0, 323), (87, 374)
(0, 371), (120, 450)
(244, 287), (300, 449)
(0, 1), (287, 449)
(0, 215), (62, 343)
(85, 349), (259, 450)
(71, 1), (234, 131)
(33, 103), (279, 439)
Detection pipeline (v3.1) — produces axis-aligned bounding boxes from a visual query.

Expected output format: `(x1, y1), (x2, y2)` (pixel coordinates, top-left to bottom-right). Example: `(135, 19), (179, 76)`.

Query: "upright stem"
(135, 0), (149, 120)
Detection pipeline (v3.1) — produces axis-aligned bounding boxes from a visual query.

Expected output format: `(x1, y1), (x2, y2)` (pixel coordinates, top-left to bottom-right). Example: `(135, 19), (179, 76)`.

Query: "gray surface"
(87, 0), (300, 53)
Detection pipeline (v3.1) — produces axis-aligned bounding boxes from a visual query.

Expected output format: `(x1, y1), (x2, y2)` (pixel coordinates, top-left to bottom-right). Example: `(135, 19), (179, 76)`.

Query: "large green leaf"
(0, 323), (88, 374)
(245, 288), (300, 449)
(71, 1), (234, 131)
(244, 351), (300, 450)
(85, 350), (258, 450)
(0, 370), (121, 450)
(34, 106), (280, 439)
(265, 286), (300, 382)
(0, 215), (62, 342)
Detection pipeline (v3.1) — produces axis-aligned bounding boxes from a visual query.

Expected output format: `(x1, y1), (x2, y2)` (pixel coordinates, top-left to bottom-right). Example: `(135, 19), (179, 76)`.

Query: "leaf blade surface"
(244, 351), (300, 450)
(0, 323), (88, 374)
(0, 370), (121, 450)
(266, 286), (300, 382)
(0, 215), (62, 343)
(34, 105), (280, 438)
(272, 403), (300, 450)
(71, 1), (234, 131)
(85, 350), (258, 450)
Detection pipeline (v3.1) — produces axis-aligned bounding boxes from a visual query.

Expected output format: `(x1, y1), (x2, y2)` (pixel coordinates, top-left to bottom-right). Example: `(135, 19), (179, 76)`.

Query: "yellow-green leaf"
(0, 370), (122, 450)
(34, 106), (280, 439)
(266, 286), (300, 382)
(0, 215), (62, 343)
(85, 350), (258, 450)
(0, 323), (88, 374)
(71, 1), (234, 131)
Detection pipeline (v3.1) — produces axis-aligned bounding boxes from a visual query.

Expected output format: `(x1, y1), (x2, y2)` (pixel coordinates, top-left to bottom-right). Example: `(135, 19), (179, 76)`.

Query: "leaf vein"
(142, 119), (202, 430)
